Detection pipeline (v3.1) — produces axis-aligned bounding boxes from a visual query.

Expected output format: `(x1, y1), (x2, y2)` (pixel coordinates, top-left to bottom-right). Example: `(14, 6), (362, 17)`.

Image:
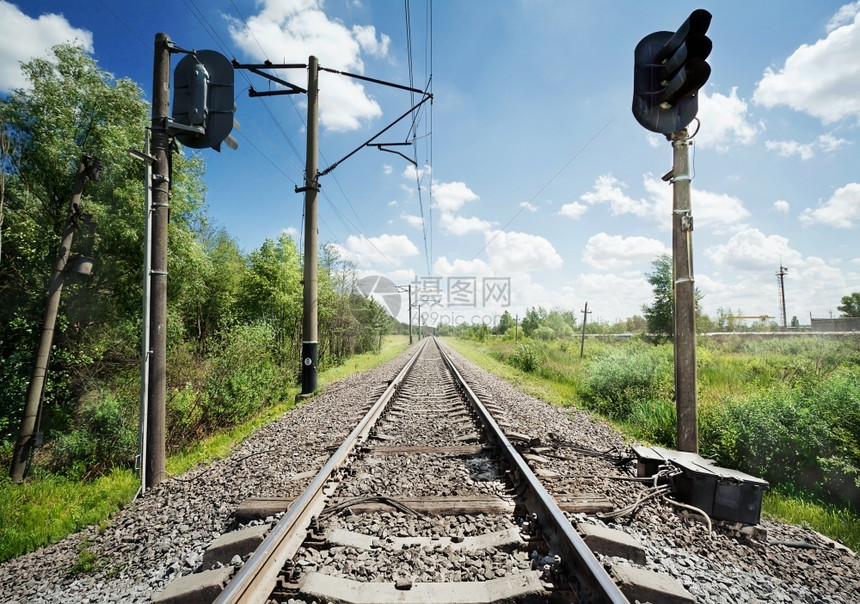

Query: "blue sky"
(2, 0), (859, 328)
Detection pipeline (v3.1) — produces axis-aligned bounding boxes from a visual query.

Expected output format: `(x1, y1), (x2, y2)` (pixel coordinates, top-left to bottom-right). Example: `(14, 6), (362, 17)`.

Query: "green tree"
(235, 234), (303, 366)
(0, 44), (151, 439)
(838, 292), (860, 317)
(493, 310), (515, 335)
(642, 254), (703, 340)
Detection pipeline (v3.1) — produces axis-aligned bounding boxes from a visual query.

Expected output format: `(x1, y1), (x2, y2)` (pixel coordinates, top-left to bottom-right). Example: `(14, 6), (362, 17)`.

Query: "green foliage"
(700, 366), (860, 508)
(838, 292), (860, 317)
(49, 391), (138, 480)
(580, 343), (672, 419)
(507, 344), (542, 373)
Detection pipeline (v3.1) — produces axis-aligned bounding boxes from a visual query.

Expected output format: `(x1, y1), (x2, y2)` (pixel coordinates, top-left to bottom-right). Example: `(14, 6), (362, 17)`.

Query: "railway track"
(5, 338), (859, 603)
(157, 337), (634, 603)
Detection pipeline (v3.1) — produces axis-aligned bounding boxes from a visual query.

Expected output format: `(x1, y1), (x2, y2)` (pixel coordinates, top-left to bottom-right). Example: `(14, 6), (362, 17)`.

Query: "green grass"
(763, 490), (860, 552)
(0, 336), (411, 564)
(0, 469), (138, 563)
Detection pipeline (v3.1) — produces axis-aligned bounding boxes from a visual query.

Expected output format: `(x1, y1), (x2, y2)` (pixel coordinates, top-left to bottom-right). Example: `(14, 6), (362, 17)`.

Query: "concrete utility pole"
(300, 56), (320, 396)
(670, 129), (698, 453)
(580, 301), (592, 359)
(145, 32), (172, 489)
(10, 156), (100, 482)
(776, 263), (789, 329)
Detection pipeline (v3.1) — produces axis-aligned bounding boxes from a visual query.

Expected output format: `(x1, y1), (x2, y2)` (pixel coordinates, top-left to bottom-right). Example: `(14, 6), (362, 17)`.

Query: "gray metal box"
(633, 445), (768, 525)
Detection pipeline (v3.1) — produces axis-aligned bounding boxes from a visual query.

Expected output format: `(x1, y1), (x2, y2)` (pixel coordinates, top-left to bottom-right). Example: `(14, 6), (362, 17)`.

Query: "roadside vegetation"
(445, 333), (860, 553)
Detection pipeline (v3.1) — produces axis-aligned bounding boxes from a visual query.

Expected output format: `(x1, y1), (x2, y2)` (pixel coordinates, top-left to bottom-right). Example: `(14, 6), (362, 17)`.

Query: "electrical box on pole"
(633, 9), (712, 135)
(172, 50), (237, 151)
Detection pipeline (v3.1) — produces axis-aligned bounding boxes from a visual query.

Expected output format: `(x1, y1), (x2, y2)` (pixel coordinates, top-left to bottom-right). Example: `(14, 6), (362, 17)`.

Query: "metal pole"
(408, 285), (413, 344)
(146, 33), (171, 488)
(10, 158), (93, 482)
(301, 56), (320, 396)
(670, 129), (698, 453)
(580, 301), (590, 359)
(135, 130), (155, 495)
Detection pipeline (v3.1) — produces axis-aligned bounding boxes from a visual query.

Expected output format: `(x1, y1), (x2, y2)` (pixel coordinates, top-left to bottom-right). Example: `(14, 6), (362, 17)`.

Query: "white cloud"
(705, 227), (801, 271)
(695, 88), (761, 151)
(799, 182), (860, 228)
(483, 231), (563, 273)
(400, 213), (424, 228)
(765, 133), (851, 159)
(581, 233), (669, 270)
(439, 213), (495, 235)
(642, 176), (750, 232)
(0, 1), (93, 93)
(558, 201), (588, 219)
(520, 201), (538, 212)
(773, 200), (791, 214)
(432, 181), (479, 213)
(579, 174), (652, 217)
(765, 139), (816, 160)
(228, 0), (389, 132)
(753, 6), (860, 124)
(334, 233), (418, 267)
(827, 1), (860, 32)
(433, 256), (492, 276)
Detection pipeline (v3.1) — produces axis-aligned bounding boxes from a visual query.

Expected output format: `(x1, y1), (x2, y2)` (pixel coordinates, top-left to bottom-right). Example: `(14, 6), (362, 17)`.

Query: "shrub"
(50, 392), (138, 480)
(507, 344), (542, 373)
(580, 345), (671, 420)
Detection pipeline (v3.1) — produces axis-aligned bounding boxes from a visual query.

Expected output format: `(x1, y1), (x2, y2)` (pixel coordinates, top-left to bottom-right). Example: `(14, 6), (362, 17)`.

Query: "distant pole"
(408, 285), (413, 344)
(10, 157), (98, 483)
(776, 264), (789, 329)
(670, 128), (697, 453)
(300, 56), (320, 396)
(580, 301), (591, 358)
(146, 32), (172, 489)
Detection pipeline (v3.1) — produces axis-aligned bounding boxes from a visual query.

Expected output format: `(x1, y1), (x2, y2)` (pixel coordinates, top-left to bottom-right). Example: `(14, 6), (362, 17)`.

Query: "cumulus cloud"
(695, 88), (761, 151)
(765, 133), (850, 159)
(578, 174), (652, 217)
(0, 1), (93, 93)
(799, 182), (860, 228)
(433, 181), (479, 213)
(483, 231), (563, 273)
(228, 0), (390, 132)
(334, 233), (418, 267)
(439, 213), (495, 236)
(581, 233), (669, 270)
(773, 200), (791, 214)
(753, 5), (860, 124)
(705, 227), (801, 271)
(558, 201), (588, 219)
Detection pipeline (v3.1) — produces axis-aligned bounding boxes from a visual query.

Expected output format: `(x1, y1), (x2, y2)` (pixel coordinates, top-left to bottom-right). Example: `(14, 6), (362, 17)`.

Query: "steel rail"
(435, 338), (630, 604)
(214, 338), (429, 604)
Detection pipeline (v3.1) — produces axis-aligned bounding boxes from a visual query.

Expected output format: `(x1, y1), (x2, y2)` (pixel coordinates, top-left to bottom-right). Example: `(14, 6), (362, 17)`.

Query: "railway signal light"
(171, 50), (238, 151)
(633, 9), (712, 135)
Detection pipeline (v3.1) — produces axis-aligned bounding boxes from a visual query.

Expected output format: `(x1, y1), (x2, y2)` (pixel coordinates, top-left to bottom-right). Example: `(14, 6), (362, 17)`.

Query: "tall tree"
(642, 254), (704, 339)
(837, 292), (860, 317)
(0, 43), (207, 442)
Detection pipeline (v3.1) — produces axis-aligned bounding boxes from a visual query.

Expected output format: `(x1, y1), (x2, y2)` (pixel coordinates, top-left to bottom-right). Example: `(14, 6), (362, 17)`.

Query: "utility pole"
(671, 129), (698, 453)
(776, 263), (788, 329)
(300, 56), (320, 396)
(10, 156), (100, 483)
(408, 284), (413, 344)
(145, 32), (171, 489)
(580, 302), (592, 358)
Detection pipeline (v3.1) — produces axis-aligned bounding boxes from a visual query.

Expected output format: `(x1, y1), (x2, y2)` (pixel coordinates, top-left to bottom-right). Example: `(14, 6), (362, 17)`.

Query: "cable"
(471, 115), (617, 261)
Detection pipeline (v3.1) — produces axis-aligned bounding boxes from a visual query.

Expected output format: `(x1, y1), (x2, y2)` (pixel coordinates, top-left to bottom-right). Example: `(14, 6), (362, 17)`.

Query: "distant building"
(810, 317), (860, 332)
